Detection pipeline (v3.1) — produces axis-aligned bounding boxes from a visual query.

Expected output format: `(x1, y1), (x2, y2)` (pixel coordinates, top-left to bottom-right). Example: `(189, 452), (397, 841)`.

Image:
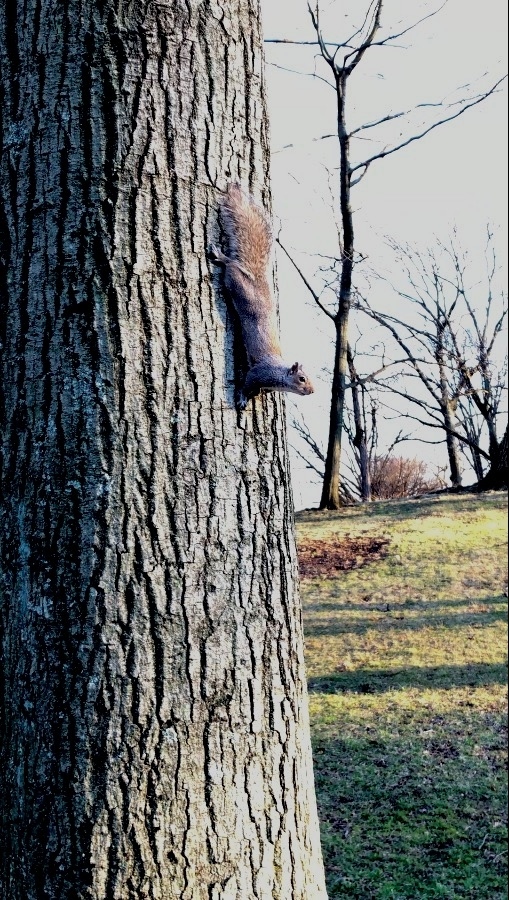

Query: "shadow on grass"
(311, 705), (508, 899)
(304, 594), (508, 614)
(296, 491), (508, 525)
(304, 604), (508, 637)
(308, 661), (508, 694)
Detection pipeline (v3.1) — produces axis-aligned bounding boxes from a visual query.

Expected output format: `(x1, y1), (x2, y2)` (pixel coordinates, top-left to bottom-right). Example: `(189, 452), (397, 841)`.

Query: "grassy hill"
(296, 491), (508, 900)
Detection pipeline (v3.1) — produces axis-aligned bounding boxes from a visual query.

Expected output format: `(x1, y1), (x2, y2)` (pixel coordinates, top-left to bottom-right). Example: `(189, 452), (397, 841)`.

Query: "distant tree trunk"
(320, 74), (352, 510)
(347, 344), (371, 501)
(472, 449), (485, 483)
(477, 425), (508, 491)
(436, 329), (463, 487)
(321, 320), (347, 509)
(442, 401), (463, 487)
(0, 2), (327, 898)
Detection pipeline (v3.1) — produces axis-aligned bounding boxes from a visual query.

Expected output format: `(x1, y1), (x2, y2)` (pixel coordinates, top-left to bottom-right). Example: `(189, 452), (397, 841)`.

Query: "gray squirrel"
(209, 183), (314, 411)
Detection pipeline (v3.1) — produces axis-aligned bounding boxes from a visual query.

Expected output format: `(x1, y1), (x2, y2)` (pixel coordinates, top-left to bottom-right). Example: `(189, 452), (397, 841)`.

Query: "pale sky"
(260, 0), (508, 508)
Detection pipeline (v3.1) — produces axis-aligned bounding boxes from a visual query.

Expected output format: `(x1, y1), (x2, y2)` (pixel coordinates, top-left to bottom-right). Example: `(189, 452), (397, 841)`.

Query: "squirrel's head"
(287, 362), (314, 396)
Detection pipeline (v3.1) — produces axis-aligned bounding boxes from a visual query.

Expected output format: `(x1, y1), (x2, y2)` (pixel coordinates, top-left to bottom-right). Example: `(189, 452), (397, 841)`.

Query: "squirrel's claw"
(235, 389), (249, 412)
(208, 244), (222, 263)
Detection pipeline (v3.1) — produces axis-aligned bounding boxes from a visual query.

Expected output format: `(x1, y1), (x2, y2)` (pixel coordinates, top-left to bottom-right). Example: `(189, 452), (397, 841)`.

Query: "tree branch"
(343, 0), (383, 73)
(350, 76), (507, 177)
(275, 236), (336, 321)
(307, 2), (334, 66)
(364, 1), (448, 49)
(355, 296), (441, 401)
(267, 61), (335, 93)
(375, 398), (492, 459)
(272, 132), (336, 154)
(349, 94), (487, 139)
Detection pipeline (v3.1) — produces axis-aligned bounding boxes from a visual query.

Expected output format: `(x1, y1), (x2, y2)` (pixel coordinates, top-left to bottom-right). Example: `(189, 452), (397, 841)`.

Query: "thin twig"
(350, 77), (507, 177)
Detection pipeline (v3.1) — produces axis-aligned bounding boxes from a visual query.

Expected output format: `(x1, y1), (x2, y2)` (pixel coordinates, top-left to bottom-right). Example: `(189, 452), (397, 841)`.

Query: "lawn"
(296, 491), (508, 900)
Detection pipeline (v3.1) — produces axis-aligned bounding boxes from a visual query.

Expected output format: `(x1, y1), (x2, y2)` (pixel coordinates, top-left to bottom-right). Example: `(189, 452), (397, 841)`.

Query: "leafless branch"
(375, 397), (492, 459)
(350, 76), (507, 178)
(275, 236), (336, 321)
(385, 429), (414, 455)
(350, 164), (373, 187)
(343, 0), (383, 73)
(365, 1), (448, 49)
(265, 38), (336, 46)
(290, 442), (325, 478)
(349, 92), (491, 139)
(290, 408), (326, 478)
(291, 413), (326, 464)
(373, 379), (444, 420)
(349, 357), (409, 387)
(266, 61), (335, 93)
(307, 2), (334, 66)
(272, 132), (336, 154)
(355, 294), (440, 400)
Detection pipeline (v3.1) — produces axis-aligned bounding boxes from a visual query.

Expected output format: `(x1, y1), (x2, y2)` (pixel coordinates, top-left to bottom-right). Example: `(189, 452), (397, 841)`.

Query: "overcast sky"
(259, 0), (508, 508)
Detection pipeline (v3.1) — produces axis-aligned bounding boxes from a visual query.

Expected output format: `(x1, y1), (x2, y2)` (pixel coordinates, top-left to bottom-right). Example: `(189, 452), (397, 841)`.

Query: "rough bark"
(0, 2), (327, 898)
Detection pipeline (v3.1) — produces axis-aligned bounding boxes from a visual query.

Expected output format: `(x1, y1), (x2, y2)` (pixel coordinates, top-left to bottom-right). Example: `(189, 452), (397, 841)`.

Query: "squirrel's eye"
(298, 375), (306, 383)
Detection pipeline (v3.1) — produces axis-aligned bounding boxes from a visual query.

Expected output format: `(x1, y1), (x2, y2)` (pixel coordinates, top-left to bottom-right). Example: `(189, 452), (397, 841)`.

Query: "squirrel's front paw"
(236, 389), (248, 412)
(209, 245), (229, 266)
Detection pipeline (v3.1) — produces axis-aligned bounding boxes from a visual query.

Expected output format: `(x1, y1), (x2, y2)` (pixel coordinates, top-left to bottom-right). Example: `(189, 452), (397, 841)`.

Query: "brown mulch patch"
(298, 534), (391, 578)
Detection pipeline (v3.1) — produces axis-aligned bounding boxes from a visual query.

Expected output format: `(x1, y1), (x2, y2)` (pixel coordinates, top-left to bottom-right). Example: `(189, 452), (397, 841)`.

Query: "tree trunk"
(442, 400), (463, 487)
(472, 447), (485, 483)
(320, 319), (347, 509)
(320, 75), (352, 510)
(477, 425), (508, 491)
(436, 334), (462, 487)
(347, 344), (371, 501)
(0, 3), (327, 898)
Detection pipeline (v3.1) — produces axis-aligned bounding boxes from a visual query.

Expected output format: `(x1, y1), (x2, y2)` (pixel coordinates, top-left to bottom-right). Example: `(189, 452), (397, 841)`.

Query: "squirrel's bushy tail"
(219, 184), (272, 283)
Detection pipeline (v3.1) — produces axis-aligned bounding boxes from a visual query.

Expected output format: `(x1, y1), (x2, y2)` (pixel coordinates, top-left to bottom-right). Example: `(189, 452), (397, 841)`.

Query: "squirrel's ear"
(289, 362), (300, 374)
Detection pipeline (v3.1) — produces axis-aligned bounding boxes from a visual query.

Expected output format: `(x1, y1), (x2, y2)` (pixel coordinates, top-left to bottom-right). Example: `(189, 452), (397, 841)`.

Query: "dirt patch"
(298, 534), (390, 578)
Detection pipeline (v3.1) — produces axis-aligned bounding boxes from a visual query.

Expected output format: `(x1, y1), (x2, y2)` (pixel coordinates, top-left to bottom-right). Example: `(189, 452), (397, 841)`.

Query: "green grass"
(296, 491), (508, 900)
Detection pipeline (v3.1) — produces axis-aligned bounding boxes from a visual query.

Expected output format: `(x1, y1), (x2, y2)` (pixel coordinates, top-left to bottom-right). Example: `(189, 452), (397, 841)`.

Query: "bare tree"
(445, 230), (508, 472)
(267, 1), (506, 508)
(356, 231), (508, 487)
(0, 2), (328, 897)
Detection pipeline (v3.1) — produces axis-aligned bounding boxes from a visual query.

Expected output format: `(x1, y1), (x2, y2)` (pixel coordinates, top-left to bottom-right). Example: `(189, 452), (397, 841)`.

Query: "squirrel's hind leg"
(209, 246), (254, 282)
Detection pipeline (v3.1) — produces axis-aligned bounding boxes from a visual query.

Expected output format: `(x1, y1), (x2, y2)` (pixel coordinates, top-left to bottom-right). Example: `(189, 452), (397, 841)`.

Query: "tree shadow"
(304, 603), (507, 638)
(308, 661), (508, 695)
(304, 594), (508, 614)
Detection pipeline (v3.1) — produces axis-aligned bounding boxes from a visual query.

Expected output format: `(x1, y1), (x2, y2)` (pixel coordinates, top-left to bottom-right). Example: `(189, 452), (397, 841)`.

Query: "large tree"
(0, 2), (327, 898)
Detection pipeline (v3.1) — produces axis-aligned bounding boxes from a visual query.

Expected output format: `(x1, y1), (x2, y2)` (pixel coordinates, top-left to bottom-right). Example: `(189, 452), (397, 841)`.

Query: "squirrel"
(209, 183), (314, 411)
